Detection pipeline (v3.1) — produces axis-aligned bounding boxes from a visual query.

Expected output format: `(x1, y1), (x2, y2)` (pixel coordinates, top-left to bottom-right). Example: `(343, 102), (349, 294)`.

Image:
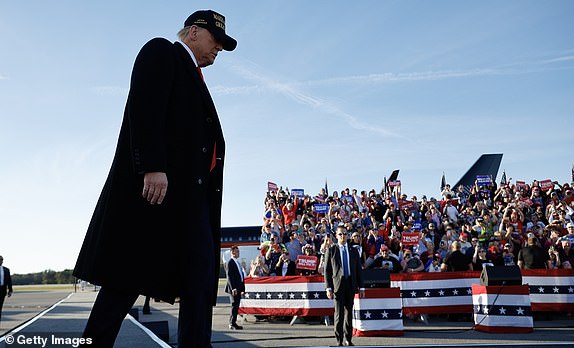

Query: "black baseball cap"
(184, 10), (237, 51)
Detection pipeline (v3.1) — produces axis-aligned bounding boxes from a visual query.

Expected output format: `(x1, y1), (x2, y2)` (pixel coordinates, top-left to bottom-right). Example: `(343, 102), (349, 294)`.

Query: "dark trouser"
(143, 296), (151, 313)
(177, 284), (213, 348)
(333, 277), (354, 344)
(0, 291), (6, 324)
(81, 287), (139, 347)
(229, 293), (241, 325)
(177, 201), (216, 348)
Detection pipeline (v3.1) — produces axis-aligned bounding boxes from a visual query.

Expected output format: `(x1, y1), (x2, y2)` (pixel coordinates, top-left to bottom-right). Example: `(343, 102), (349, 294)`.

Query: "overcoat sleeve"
(127, 38), (175, 174)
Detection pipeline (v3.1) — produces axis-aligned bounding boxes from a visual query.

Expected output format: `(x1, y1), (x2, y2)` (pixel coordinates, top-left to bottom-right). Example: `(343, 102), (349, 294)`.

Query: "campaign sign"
(539, 179), (553, 191)
(412, 221), (422, 231)
(292, 189), (305, 197)
(314, 203), (329, 213)
(388, 180), (401, 187)
(401, 231), (420, 246)
(268, 181), (278, 192)
(476, 175), (492, 186)
(520, 198), (533, 207)
(400, 201), (414, 210)
(296, 255), (318, 270)
(516, 180), (526, 188)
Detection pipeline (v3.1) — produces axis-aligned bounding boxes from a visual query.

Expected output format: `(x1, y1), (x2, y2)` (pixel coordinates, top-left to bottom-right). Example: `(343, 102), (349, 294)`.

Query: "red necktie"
(197, 67), (204, 81)
(210, 142), (217, 172)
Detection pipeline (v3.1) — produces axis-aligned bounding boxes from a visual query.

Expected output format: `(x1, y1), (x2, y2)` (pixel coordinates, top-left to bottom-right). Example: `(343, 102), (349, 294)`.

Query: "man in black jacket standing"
(518, 236), (551, 269)
(225, 246), (245, 330)
(74, 10), (236, 348)
(0, 256), (13, 326)
(324, 226), (364, 346)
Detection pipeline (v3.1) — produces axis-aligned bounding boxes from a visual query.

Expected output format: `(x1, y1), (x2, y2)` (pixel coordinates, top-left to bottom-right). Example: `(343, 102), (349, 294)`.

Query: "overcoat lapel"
(174, 42), (219, 119)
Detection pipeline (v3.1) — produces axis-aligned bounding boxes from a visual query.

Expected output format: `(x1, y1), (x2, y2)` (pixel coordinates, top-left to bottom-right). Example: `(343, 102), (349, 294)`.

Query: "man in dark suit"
(225, 246), (245, 330)
(0, 255), (13, 326)
(324, 226), (363, 346)
(73, 10), (236, 348)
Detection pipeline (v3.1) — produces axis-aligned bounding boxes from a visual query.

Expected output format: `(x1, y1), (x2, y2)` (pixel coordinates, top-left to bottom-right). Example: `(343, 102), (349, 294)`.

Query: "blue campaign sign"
(476, 175), (492, 186)
(314, 203), (329, 213)
(291, 189), (305, 197)
(412, 221), (422, 231)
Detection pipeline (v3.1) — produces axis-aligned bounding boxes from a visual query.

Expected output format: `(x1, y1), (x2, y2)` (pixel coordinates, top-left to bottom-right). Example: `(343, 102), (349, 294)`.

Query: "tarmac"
(0, 282), (573, 348)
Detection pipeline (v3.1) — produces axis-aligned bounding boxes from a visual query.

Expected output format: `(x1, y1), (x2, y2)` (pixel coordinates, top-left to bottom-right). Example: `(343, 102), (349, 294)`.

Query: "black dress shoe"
(345, 341), (354, 346)
(229, 324), (243, 330)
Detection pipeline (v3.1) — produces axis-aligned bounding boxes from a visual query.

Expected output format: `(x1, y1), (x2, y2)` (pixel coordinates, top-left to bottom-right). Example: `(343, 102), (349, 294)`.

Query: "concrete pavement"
(1, 284), (573, 347)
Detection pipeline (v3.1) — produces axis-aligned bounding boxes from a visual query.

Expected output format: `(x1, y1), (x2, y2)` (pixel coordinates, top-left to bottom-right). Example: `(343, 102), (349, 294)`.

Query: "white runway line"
(126, 315), (171, 348)
(0, 292), (74, 342)
(0, 292), (168, 347)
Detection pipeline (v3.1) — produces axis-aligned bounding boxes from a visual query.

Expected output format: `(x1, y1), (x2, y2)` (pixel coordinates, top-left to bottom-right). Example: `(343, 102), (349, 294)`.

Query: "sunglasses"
(337, 232), (348, 236)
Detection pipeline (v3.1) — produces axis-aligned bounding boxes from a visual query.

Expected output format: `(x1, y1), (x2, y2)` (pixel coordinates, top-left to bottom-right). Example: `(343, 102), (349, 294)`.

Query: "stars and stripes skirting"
(239, 275), (334, 316)
(522, 269), (574, 312)
(238, 270), (574, 317)
(391, 271), (480, 315)
(352, 287), (404, 337)
(472, 284), (533, 333)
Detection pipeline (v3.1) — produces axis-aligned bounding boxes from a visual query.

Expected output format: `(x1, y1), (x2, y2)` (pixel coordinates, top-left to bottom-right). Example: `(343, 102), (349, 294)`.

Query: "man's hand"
(326, 289), (333, 300)
(232, 289), (238, 296)
(142, 172), (168, 204)
(7, 291), (12, 297)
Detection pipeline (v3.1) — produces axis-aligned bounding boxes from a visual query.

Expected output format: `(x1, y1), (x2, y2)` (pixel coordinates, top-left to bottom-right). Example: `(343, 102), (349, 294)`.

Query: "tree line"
(12, 269), (75, 285)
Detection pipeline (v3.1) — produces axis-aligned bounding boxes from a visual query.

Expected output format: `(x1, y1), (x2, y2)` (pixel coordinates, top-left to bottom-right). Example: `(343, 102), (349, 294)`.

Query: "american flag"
(352, 287), (404, 337)
(472, 284), (533, 333)
(500, 170), (507, 185)
(239, 275), (333, 316)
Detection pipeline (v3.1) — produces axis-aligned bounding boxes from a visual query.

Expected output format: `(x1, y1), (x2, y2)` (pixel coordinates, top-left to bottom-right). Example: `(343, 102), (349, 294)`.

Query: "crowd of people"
(252, 179), (574, 278)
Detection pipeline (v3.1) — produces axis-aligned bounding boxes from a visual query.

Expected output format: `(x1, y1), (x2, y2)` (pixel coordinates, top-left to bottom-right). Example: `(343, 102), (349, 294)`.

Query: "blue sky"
(1, 1), (572, 274)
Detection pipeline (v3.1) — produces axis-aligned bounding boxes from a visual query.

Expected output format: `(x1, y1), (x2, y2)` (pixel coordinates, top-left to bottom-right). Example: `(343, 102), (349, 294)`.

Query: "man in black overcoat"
(324, 226), (364, 346)
(73, 10), (236, 348)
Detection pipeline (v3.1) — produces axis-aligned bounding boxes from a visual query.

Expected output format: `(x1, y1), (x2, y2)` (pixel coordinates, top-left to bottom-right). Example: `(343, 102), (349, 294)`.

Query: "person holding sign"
(297, 244), (319, 275)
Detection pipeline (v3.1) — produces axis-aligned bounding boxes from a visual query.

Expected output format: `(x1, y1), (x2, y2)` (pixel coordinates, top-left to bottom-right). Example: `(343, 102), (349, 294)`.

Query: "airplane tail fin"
(453, 154), (503, 193)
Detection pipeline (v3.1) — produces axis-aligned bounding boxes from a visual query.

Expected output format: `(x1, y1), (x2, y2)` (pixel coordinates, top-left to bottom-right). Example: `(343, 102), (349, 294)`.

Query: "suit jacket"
(324, 244), (363, 295)
(74, 38), (225, 305)
(0, 266), (12, 295)
(225, 258), (245, 294)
